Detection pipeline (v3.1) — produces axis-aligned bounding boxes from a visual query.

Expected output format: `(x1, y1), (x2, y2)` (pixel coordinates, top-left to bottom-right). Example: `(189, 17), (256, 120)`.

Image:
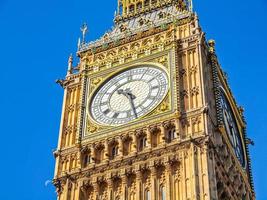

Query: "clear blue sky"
(0, 0), (266, 199)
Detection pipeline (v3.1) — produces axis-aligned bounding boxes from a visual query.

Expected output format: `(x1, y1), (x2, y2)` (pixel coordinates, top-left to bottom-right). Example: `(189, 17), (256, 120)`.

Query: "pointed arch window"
(139, 137), (148, 151)
(111, 145), (119, 159)
(160, 185), (166, 200)
(83, 154), (91, 167)
(168, 128), (177, 142)
(145, 190), (151, 200)
(129, 4), (135, 14)
(137, 2), (142, 12)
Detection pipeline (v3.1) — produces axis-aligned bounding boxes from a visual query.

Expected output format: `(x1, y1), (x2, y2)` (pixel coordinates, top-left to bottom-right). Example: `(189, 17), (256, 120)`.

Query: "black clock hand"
(117, 89), (138, 119)
(129, 96), (138, 119)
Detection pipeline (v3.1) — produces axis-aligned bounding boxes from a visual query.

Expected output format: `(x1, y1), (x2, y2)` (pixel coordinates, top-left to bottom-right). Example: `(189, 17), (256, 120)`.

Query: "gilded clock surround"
(53, 1), (255, 200)
(86, 58), (174, 136)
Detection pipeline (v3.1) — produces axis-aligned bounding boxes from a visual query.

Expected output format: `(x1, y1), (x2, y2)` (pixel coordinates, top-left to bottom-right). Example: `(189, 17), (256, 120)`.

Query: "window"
(145, 190), (151, 200)
(139, 137), (148, 151)
(168, 128), (177, 142)
(83, 154), (91, 167)
(160, 186), (166, 200)
(137, 2), (142, 12)
(111, 146), (119, 159)
(129, 5), (134, 13)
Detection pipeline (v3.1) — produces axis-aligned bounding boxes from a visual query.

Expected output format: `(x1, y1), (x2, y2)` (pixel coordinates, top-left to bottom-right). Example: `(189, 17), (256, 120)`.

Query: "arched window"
(129, 5), (134, 13)
(137, 2), (142, 12)
(168, 128), (177, 142)
(160, 185), (166, 200)
(111, 146), (119, 159)
(145, 190), (151, 200)
(83, 154), (91, 167)
(139, 137), (147, 151)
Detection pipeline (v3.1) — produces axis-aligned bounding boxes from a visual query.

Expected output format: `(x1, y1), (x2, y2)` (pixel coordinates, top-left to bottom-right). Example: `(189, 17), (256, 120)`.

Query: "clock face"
(220, 88), (246, 168)
(90, 65), (169, 126)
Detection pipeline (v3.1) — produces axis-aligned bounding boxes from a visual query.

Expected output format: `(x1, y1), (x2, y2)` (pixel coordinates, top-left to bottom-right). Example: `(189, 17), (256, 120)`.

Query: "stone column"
(191, 144), (197, 200)
(121, 174), (128, 200)
(165, 164), (172, 200)
(107, 175), (113, 200)
(150, 166), (157, 200)
(160, 124), (166, 145)
(118, 136), (123, 157)
(92, 179), (99, 200)
(70, 181), (76, 200)
(174, 118), (180, 140)
(91, 146), (96, 164)
(136, 170), (142, 200)
(75, 181), (82, 200)
(64, 179), (70, 200)
(146, 128), (152, 150)
(104, 140), (109, 162)
(132, 133), (138, 154)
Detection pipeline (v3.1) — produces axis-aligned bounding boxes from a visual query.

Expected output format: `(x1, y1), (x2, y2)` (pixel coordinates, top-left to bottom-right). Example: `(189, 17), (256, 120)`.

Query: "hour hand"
(125, 88), (136, 99)
(117, 88), (136, 100)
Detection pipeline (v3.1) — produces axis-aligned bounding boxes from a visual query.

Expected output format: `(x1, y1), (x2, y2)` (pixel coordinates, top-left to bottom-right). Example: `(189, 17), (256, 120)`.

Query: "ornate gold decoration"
(86, 118), (100, 134)
(92, 78), (102, 86)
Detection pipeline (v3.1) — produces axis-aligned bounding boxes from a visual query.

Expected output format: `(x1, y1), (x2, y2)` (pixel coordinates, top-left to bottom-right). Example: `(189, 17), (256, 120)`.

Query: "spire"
(67, 54), (73, 75)
(77, 23), (88, 51)
(80, 23), (88, 44)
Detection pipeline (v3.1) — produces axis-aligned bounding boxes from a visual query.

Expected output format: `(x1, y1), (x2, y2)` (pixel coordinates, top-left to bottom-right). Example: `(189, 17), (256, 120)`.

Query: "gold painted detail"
(87, 118), (100, 134)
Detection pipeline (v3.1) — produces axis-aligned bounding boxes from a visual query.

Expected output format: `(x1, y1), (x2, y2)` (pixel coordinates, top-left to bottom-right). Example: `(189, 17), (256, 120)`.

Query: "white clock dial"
(90, 65), (169, 126)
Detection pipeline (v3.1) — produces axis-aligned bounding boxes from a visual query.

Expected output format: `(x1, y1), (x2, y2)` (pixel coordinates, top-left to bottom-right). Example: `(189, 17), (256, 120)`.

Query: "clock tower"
(53, 0), (255, 199)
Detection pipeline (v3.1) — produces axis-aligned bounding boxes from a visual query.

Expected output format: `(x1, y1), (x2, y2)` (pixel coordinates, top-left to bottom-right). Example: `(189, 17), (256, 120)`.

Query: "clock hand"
(117, 89), (138, 119)
(129, 96), (138, 119)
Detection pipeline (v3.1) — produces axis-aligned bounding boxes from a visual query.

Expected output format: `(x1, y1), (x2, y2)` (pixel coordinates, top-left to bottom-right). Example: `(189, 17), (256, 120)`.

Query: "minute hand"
(129, 96), (138, 119)
(117, 89), (138, 119)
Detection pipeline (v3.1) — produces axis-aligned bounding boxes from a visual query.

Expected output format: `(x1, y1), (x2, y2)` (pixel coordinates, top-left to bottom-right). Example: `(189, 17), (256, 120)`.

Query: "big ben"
(53, 0), (255, 199)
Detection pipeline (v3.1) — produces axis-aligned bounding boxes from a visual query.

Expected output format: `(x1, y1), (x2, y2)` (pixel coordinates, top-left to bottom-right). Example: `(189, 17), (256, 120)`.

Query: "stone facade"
(53, 0), (255, 199)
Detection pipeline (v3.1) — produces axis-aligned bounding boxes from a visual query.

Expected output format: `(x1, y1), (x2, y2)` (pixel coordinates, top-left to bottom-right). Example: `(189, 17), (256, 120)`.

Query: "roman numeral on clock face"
(100, 102), (109, 107)
(151, 85), (159, 90)
(113, 112), (119, 119)
(103, 109), (111, 115)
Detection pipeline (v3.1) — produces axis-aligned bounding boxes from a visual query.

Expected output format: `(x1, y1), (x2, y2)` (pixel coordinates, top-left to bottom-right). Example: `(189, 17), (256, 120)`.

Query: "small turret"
(208, 39), (216, 54)
(67, 54), (73, 75)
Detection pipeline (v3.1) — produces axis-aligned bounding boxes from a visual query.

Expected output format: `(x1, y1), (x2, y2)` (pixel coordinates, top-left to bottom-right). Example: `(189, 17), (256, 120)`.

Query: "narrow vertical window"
(160, 185), (166, 200)
(168, 128), (177, 142)
(111, 146), (119, 159)
(145, 190), (151, 200)
(139, 137), (148, 151)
